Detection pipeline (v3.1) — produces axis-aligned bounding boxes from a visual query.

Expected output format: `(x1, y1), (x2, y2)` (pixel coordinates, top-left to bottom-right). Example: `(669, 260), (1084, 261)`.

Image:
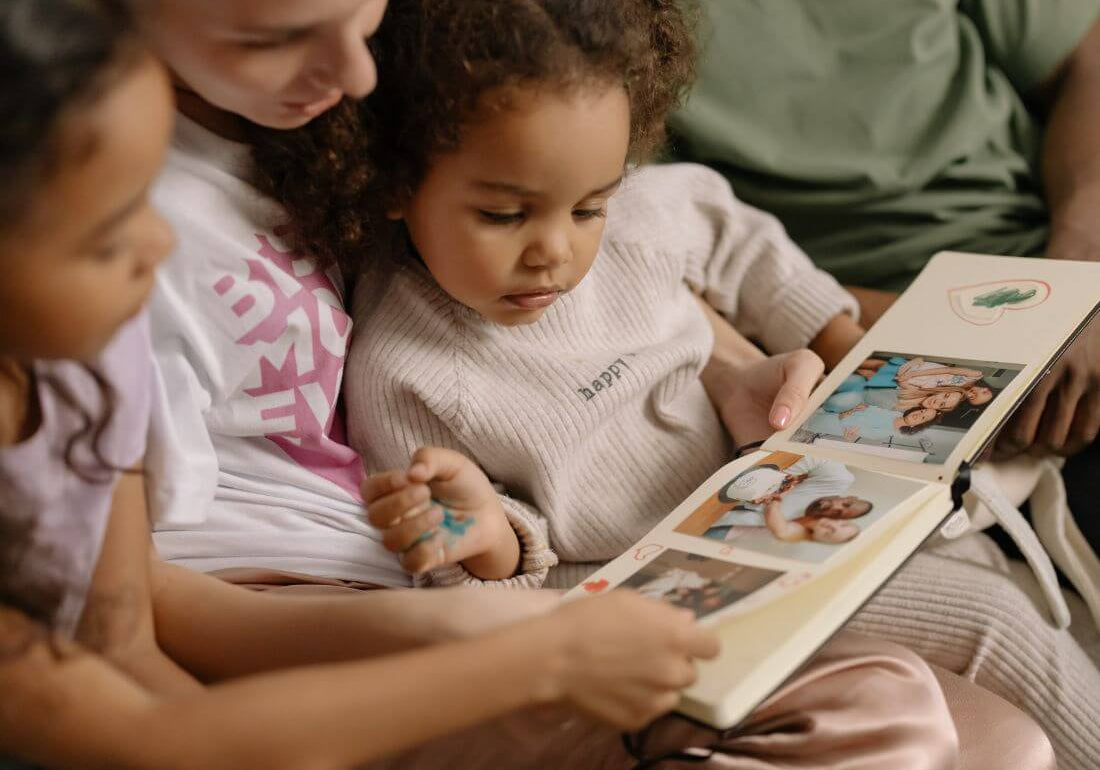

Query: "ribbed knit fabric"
(851, 533), (1100, 770)
(346, 164), (858, 588)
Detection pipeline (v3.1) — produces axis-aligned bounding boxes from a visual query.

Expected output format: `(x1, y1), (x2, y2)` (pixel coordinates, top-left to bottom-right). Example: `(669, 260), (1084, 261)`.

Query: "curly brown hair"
(251, 0), (698, 274)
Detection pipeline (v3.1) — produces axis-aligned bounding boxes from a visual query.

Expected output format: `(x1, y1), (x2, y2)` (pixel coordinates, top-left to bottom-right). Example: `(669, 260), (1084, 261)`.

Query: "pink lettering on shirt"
(212, 233), (363, 500)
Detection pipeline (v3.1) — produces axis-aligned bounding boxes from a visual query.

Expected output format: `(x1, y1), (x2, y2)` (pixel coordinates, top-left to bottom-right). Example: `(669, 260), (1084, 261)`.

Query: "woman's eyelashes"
(235, 30), (311, 51)
(477, 210), (524, 225)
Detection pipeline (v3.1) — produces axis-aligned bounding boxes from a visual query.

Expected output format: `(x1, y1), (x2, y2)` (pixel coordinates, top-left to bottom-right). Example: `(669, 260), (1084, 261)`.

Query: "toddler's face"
(903, 407), (938, 427)
(967, 385), (993, 405)
(809, 518), (860, 544)
(395, 85), (631, 326)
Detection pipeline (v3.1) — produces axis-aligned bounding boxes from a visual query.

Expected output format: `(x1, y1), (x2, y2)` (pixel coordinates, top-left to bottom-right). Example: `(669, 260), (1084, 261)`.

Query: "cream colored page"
(678, 484), (953, 727)
(765, 252), (1100, 483)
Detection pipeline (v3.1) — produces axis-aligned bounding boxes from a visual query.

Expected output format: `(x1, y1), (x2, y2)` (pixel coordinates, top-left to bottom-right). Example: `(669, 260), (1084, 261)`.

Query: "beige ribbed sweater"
(346, 164), (857, 588)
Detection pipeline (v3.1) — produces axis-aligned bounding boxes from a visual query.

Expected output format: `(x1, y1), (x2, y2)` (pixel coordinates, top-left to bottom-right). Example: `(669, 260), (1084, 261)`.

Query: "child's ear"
(386, 206), (405, 221)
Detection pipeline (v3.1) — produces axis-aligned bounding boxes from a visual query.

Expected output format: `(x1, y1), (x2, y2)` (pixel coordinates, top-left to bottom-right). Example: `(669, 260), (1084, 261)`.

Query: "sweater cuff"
(758, 268), (860, 353)
(414, 495), (558, 589)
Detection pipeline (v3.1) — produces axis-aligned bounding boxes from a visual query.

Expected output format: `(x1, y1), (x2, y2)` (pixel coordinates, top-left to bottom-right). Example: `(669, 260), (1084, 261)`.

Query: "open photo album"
(564, 252), (1100, 729)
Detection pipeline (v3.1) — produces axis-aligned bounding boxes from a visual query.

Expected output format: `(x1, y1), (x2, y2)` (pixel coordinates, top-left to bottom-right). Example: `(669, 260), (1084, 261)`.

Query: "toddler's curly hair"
(251, 0), (698, 273)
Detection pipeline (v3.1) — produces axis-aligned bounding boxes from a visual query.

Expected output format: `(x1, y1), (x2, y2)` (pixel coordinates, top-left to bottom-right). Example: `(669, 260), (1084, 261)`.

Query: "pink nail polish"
(772, 406), (791, 429)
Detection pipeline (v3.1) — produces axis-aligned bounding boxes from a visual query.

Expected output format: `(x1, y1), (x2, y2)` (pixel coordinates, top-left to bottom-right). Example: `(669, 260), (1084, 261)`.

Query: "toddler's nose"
(523, 231), (571, 269)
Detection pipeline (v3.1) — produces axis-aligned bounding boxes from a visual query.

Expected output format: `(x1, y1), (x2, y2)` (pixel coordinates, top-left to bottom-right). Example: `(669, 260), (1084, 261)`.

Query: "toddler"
(345, 0), (858, 587)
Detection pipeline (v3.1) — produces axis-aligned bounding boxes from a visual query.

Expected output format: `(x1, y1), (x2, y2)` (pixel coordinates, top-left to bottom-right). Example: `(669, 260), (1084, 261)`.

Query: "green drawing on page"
(972, 286), (1038, 309)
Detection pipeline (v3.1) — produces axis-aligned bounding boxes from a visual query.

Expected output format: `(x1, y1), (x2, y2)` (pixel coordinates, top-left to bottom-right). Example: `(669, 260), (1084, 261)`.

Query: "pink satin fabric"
(934, 666), (1055, 770)
(360, 632), (1051, 770)
(215, 570), (1053, 769)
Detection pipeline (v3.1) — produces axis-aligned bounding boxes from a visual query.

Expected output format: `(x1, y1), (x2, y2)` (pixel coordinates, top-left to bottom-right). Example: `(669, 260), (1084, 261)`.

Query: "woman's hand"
(714, 350), (825, 448)
(534, 591), (720, 729)
(896, 357), (922, 379)
(363, 447), (520, 579)
(996, 318), (1100, 457)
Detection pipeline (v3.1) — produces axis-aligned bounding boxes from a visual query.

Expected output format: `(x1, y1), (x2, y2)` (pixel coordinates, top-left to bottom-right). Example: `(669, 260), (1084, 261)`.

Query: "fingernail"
(771, 406), (791, 429)
(397, 499), (432, 523)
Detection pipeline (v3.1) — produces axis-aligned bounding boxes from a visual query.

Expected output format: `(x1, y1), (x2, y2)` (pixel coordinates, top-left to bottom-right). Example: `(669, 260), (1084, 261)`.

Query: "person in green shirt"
(669, 0), (1100, 531)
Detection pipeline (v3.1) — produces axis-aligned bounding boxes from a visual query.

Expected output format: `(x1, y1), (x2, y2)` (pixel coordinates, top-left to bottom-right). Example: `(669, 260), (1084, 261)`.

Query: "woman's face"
(143, 0), (387, 128)
(922, 391), (962, 411)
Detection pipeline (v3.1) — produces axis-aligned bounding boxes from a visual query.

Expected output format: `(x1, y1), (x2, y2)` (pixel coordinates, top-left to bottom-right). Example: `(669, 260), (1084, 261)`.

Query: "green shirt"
(669, 0), (1100, 291)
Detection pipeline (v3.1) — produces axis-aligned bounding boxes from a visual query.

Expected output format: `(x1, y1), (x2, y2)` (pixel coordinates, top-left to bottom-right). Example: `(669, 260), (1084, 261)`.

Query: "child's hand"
(362, 448), (520, 580)
(533, 592), (720, 729)
(839, 403), (867, 419)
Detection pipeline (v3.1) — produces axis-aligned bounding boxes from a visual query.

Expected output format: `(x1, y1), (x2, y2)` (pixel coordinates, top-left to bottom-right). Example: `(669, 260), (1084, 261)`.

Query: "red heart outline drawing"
(948, 279), (1051, 326)
(633, 544), (665, 561)
(582, 579), (609, 594)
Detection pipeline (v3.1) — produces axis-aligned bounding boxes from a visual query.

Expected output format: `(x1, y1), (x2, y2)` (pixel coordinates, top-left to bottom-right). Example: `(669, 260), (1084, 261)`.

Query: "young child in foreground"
(348, 0), (862, 587)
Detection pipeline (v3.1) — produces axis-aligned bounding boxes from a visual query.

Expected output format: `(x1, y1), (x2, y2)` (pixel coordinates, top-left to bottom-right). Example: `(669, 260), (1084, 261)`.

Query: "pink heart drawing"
(948, 279), (1051, 326)
(633, 543), (665, 561)
(582, 579), (609, 594)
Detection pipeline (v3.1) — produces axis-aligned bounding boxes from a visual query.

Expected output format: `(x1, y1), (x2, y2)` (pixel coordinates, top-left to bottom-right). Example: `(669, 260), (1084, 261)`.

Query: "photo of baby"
(674, 452), (927, 563)
(621, 549), (783, 620)
(790, 352), (1024, 464)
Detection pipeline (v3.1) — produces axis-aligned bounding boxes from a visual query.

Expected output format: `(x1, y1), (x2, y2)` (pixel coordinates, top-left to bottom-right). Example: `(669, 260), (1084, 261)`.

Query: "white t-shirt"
(146, 114), (407, 587)
(901, 360), (978, 389)
(708, 456), (855, 528)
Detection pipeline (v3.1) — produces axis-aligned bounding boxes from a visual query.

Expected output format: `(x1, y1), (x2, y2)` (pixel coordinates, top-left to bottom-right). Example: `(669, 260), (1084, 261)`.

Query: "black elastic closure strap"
(950, 461), (972, 512)
(734, 439), (766, 458)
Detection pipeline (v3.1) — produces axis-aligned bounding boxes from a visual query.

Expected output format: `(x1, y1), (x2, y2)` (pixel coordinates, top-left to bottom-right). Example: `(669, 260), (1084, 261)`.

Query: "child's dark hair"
(252, 0), (699, 274)
(0, 0), (141, 632)
(0, 0), (143, 235)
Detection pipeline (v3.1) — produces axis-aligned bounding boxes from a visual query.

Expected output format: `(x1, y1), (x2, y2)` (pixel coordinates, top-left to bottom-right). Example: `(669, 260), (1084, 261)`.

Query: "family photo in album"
(791, 352), (1024, 464)
(673, 452), (927, 563)
(621, 550), (783, 620)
